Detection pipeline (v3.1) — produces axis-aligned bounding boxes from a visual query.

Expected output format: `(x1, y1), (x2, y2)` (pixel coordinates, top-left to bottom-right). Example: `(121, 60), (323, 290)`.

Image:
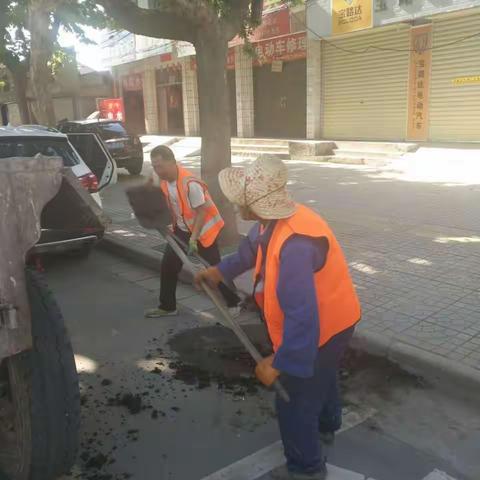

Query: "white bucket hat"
(218, 155), (297, 220)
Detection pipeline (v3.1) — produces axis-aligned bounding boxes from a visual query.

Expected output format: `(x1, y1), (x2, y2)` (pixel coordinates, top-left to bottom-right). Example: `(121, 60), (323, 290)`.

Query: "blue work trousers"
(275, 326), (355, 475)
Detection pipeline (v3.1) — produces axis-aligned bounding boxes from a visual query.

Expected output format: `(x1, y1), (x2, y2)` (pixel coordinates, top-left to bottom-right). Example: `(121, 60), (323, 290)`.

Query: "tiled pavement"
(102, 156), (480, 378)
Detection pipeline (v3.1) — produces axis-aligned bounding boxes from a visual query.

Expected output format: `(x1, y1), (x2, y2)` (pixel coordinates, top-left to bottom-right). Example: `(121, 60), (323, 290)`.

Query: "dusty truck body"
(0, 155), (109, 479)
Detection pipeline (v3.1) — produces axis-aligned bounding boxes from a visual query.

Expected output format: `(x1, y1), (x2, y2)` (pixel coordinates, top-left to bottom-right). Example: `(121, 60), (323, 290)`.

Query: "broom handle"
(161, 231), (290, 403)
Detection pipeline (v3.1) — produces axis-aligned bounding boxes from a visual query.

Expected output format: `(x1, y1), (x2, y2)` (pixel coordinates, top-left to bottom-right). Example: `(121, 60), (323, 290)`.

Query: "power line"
(288, 2), (480, 54)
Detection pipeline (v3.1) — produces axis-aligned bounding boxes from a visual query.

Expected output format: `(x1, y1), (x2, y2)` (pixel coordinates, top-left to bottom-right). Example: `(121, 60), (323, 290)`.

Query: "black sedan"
(59, 119), (144, 175)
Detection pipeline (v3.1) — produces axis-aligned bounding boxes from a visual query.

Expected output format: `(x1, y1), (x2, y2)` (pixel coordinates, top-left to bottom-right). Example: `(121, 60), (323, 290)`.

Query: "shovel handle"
(200, 281), (290, 403)
(162, 231), (290, 403)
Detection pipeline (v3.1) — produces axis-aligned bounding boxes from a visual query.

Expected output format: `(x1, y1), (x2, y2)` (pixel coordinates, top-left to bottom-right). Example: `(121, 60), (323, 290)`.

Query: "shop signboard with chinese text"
(122, 74), (143, 92)
(250, 6), (290, 42)
(452, 76), (480, 86)
(252, 32), (307, 66)
(97, 98), (125, 122)
(332, 0), (372, 36)
(230, 5), (291, 46)
(407, 25), (432, 141)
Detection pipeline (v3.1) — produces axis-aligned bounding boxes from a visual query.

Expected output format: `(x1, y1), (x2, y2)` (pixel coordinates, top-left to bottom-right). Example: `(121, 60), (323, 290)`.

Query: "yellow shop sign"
(453, 76), (480, 86)
(332, 0), (372, 36)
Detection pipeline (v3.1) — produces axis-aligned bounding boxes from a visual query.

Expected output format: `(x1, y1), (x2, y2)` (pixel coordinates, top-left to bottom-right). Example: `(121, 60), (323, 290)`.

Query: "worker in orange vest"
(195, 156), (361, 480)
(145, 145), (239, 318)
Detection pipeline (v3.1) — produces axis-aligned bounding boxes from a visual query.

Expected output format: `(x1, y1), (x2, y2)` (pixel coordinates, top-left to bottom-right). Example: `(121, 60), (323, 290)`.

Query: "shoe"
(144, 308), (178, 318)
(228, 306), (241, 319)
(319, 431), (335, 446)
(269, 465), (327, 480)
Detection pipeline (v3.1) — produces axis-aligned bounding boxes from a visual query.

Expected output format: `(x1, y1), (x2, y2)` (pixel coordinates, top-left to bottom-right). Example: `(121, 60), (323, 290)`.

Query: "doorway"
(156, 67), (185, 135)
(122, 74), (146, 135)
(1, 104), (8, 126)
(253, 59), (306, 138)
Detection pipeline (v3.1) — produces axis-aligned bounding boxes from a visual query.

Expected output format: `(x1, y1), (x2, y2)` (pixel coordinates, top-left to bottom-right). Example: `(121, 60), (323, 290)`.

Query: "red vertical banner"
(407, 25), (432, 141)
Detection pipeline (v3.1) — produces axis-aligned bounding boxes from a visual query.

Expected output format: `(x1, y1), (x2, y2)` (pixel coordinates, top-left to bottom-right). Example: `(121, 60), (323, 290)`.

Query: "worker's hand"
(188, 238), (199, 256)
(255, 354), (280, 387)
(194, 266), (224, 290)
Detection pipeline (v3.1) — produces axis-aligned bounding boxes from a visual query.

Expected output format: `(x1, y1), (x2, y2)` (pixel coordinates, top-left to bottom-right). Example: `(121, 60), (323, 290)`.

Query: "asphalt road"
(43, 250), (480, 480)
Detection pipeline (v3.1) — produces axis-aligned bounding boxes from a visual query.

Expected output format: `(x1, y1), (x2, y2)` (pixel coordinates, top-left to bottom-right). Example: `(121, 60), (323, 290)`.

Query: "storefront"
(156, 65), (184, 135)
(429, 11), (480, 142)
(121, 73), (146, 135)
(253, 32), (307, 138)
(322, 25), (410, 141)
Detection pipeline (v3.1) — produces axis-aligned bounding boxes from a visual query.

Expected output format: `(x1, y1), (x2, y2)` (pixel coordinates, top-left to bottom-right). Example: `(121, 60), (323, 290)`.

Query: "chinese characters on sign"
(97, 98), (125, 122)
(332, 0), (372, 35)
(452, 75), (480, 86)
(407, 25), (432, 141)
(122, 74), (143, 92)
(250, 6), (290, 42)
(253, 32), (307, 66)
(230, 5), (291, 46)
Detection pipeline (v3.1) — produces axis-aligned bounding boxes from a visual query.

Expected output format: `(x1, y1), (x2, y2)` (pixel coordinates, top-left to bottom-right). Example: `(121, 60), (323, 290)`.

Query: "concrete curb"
(100, 235), (480, 393)
(350, 330), (480, 392)
(99, 235), (193, 285)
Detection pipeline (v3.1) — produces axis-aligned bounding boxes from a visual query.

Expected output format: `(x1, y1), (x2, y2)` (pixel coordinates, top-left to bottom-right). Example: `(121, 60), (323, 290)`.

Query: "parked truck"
(0, 154), (110, 479)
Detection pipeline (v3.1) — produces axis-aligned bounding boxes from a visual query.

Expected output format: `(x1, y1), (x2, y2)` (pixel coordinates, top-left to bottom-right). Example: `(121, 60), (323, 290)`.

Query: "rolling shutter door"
(322, 26), (410, 140)
(430, 13), (480, 142)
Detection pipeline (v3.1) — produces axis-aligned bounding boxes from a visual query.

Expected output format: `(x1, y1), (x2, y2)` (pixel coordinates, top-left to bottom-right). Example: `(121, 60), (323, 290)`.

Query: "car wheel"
(0, 269), (80, 480)
(127, 158), (144, 176)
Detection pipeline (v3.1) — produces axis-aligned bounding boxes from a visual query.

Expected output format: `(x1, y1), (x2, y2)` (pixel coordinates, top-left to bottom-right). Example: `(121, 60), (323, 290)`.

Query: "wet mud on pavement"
(70, 321), (428, 480)
(47, 252), (478, 480)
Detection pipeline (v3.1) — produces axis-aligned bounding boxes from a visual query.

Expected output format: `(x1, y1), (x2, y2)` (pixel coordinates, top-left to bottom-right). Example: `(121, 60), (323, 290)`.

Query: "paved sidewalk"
(101, 153), (480, 387)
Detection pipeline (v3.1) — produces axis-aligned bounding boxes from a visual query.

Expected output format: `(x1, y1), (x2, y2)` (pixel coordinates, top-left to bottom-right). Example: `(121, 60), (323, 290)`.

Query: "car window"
(97, 122), (128, 140)
(0, 138), (81, 167)
(84, 125), (99, 134)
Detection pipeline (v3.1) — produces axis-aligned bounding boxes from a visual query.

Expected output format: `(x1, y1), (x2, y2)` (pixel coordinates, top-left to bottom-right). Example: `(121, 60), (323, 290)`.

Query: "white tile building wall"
(234, 46), (255, 138)
(181, 58), (200, 136)
(306, 38), (322, 139)
(142, 68), (159, 134)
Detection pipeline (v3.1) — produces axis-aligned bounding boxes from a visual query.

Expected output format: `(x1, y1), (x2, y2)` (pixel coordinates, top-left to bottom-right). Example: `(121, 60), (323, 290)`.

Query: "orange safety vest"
(254, 204), (361, 351)
(160, 166), (224, 247)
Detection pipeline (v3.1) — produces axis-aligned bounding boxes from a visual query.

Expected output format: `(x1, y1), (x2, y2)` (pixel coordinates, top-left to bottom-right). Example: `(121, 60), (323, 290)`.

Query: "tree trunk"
(28, 1), (57, 126)
(195, 30), (238, 245)
(10, 69), (30, 124)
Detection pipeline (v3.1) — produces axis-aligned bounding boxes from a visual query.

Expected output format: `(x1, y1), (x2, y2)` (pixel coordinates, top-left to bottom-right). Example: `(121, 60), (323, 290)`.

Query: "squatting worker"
(145, 145), (239, 318)
(195, 156), (361, 480)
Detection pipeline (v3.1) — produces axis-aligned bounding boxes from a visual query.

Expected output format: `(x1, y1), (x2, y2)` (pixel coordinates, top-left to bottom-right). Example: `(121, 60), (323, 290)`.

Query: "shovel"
(126, 184), (290, 402)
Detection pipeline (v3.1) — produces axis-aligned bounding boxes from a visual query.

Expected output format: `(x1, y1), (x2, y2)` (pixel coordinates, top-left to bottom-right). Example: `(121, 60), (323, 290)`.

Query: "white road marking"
(200, 406), (376, 480)
(422, 470), (458, 480)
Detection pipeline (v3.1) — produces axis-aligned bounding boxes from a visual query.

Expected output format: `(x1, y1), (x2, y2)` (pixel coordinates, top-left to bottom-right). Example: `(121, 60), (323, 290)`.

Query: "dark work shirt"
(218, 222), (329, 377)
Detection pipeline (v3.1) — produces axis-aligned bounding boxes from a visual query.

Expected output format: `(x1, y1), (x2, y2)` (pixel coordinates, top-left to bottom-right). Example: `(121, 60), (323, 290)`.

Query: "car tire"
(127, 158), (144, 176)
(0, 269), (80, 480)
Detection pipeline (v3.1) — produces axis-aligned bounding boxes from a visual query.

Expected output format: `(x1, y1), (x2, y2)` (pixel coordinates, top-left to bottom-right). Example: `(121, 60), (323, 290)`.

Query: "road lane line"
(200, 406), (376, 480)
(422, 470), (458, 480)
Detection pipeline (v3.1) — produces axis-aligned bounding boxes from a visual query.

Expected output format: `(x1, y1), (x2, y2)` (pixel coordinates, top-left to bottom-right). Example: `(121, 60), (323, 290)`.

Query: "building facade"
(0, 61), (113, 126)
(105, 1), (308, 138)
(306, 0), (480, 142)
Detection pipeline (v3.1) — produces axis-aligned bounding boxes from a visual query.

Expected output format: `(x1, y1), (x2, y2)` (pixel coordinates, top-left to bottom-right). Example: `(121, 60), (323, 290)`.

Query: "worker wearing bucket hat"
(195, 156), (361, 480)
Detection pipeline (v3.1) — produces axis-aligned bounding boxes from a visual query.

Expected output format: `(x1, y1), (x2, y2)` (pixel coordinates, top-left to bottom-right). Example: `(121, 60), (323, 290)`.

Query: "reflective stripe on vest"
(253, 204), (361, 351)
(160, 166), (224, 247)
